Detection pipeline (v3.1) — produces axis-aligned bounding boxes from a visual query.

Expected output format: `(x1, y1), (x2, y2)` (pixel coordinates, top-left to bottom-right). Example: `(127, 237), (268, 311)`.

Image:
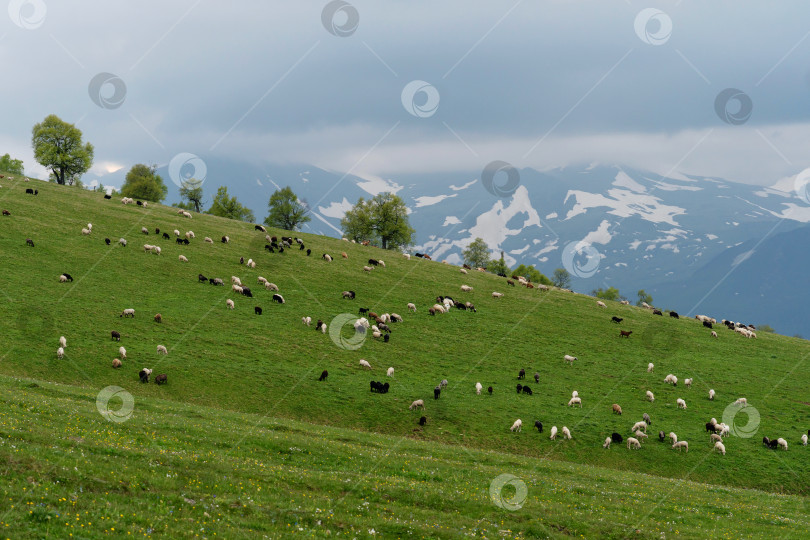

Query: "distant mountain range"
(91, 159), (810, 335)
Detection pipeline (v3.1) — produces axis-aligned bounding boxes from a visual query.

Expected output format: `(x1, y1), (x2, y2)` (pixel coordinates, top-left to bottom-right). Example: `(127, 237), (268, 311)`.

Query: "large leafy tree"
(636, 289), (654, 307)
(513, 264), (552, 285)
(552, 268), (572, 289)
(31, 114), (94, 185)
(179, 179), (205, 213)
(264, 186), (310, 231)
(593, 287), (622, 301)
(207, 186), (255, 222)
(463, 237), (490, 268)
(341, 192), (414, 250)
(121, 164), (168, 202)
(0, 153), (24, 174)
(488, 254), (510, 276)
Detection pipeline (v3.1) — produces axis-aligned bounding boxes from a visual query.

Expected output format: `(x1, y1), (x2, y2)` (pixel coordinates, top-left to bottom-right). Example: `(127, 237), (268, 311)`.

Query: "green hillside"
(1, 177), (809, 535)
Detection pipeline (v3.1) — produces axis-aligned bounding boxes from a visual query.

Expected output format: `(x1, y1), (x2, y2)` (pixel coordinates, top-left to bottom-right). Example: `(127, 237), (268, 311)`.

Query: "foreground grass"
(0, 375), (808, 539)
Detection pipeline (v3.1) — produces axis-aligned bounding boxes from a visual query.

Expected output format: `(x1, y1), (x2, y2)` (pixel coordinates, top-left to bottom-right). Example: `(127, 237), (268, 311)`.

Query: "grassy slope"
(0, 177), (809, 528)
(1, 375), (808, 539)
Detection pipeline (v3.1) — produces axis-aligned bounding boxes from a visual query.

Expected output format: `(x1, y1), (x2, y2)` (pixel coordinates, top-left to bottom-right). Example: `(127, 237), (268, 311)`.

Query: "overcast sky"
(2, 0), (810, 187)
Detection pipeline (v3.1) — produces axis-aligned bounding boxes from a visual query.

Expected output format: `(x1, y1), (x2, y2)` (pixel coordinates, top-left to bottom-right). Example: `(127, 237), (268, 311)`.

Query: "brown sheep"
(112, 358), (122, 368)
(612, 403), (622, 415)
(154, 313), (162, 323)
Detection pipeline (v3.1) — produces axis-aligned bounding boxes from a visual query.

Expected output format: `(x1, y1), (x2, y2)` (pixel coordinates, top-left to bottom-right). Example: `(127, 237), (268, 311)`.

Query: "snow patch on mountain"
(415, 193), (457, 207)
(613, 171), (646, 193)
(318, 198), (354, 219)
(356, 176), (402, 196)
(563, 188), (686, 225)
(449, 179), (477, 191)
(443, 216), (461, 226)
(582, 219), (613, 245)
(767, 203), (810, 223)
(629, 240), (642, 250)
(510, 244), (531, 255)
(545, 212), (558, 219)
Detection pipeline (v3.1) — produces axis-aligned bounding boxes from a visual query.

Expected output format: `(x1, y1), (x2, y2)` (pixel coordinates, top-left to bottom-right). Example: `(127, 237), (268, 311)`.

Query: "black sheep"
(419, 416), (427, 426)
(240, 257), (244, 264)
(763, 436), (770, 447)
(516, 384), (523, 394)
(138, 369), (150, 383)
(653, 309), (663, 316)
(319, 370), (328, 381)
(669, 311), (679, 319)
(26, 238), (34, 247)
(242, 287), (253, 298)
(705, 422), (718, 433)
(162, 232), (170, 240)
(111, 330), (121, 341)
(136, 200), (143, 206)
(105, 238), (111, 245)
(62, 273), (73, 282)
(359, 307), (369, 315)
(254, 306), (262, 315)
(25, 188), (33, 194)
(299, 243), (305, 251)
(434, 386), (441, 399)
(176, 238), (184, 245)
(155, 374), (167, 385)
(155, 228), (160, 235)
(518, 368), (525, 380)
(534, 373), (540, 383)
(382, 382), (389, 393)
(521, 385), (532, 395)
(487, 386), (493, 395)
(534, 421), (543, 433)
(104, 194), (112, 199)
(611, 316), (623, 323)
(182, 238), (189, 245)
(198, 274), (207, 282)
(306, 248), (311, 256)
(703, 321), (713, 329)
(659, 431), (666, 442)
(383, 334), (390, 343)
(611, 432), (623, 443)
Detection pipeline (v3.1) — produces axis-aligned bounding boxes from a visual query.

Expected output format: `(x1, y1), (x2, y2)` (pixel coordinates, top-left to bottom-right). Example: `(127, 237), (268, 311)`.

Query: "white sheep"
(684, 378), (692, 389)
(179, 255), (188, 262)
(665, 374), (678, 386)
(603, 437), (612, 448)
(186, 230), (196, 239)
(711, 330), (717, 338)
(568, 396), (582, 407)
(409, 399), (425, 410)
(354, 318), (369, 332)
(407, 302), (416, 312)
(718, 424), (730, 437)
(711, 433), (722, 444)
(632, 421), (647, 433)
(231, 276), (242, 285)
(676, 398), (687, 409)
(205, 237), (214, 243)
(708, 389), (715, 400)
(226, 299), (235, 309)
(87, 223), (92, 231)
(668, 432), (678, 444)
(550, 426), (558, 440)
(143, 244), (154, 252)
(359, 359), (371, 369)
(596, 300), (606, 308)
(571, 390), (579, 398)
(734, 397), (748, 407)
(174, 229), (180, 237)
(672, 441), (689, 452)
(510, 419), (522, 432)
(564, 354), (577, 365)
(302, 316), (311, 326)
(81, 228), (91, 235)
(153, 246), (161, 255)
(119, 346), (127, 359)
(56, 347), (64, 359)
(157, 345), (168, 355)
(646, 390), (655, 402)
(460, 285), (473, 292)
(460, 268), (467, 274)
(620, 300), (630, 305)
(257, 276), (267, 284)
(801, 434), (808, 446)
(141, 227), (148, 234)
(119, 238), (127, 247)
(714, 441), (726, 455)
(319, 323), (327, 334)
(777, 438), (788, 451)
(248, 260), (256, 269)
(627, 437), (641, 449)
(475, 382), (482, 395)
(562, 426), (572, 440)
(59, 274), (68, 282)
(265, 282), (279, 291)
(403, 253), (410, 260)
(647, 362), (654, 373)
(491, 291), (503, 298)
(363, 265), (373, 272)
(634, 430), (648, 440)
(182, 211), (192, 218)
(390, 313), (403, 322)
(59, 336), (67, 348)
(378, 260), (385, 268)
(232, 285), (243, 294)
(387, 367), (395, 377)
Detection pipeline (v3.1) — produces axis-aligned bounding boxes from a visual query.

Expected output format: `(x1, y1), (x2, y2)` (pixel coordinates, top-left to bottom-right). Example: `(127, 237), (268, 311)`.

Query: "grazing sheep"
(59, 274), (68, 283)
(611, 432), (623, 443)
(632, 421), (647, 433)
(179, 255), (188, 263)
(611, 316), (623, 323)
(533, 372), (540, 383)
(711, 433), (722, 444)
(612, 404), (622, 415)
(1, 210), (9, 216)
(59, 336), (67, 348)
(139, 368), (152, 383)
(571, 390), (578, 398)
(154, 373), (168, 385)
(120, 309), (135, 318)
(119, 346), (127, 359)
(418, 416), (427, 426)
(56, 347), (65, 359)
(562, 426), (572, 440)
(319, 370), (328, 381)
(568, 397), (582, 407)
(801, 434), (808, 446)
(302, 316), (312, 326)
(653, 309), (663, 316)
(141, 227), (148, 235)
(709, 389), (715, 400)
(596, 300), (606, 308)
(265, 282), (279, 291)
(627, 437), (641, 450)
(550, 426), (558, 440)
(676, 398), (687, 409)
(521, 385), (533, 395)
(26, 238), (34, 247)
(119, 238), (128, 247)
(205, 237), (213, 243)
(221, 235), (229, 243)
(777, 438), (788, 450)
(684, 378), (692, 389)
(359, 359), (372, 369)
(460, 268), (468, 274)
(665, 374), (678, 386)
(226, 299), (235, 309)
(81, 228), (91, 235)
(643, 413), (651, 425)
(154, 313), (162, 323)
(603, 437), (612, 449)
(564, 354), (577, 365)
(322, 254), (332, 262)
(254, 306), (262, 315)
(659, 431), (666, 442)
(646, 390), (655, 402)
(112, 358), (122, 368)
(711, 330), (718, 338)
(460, 285), (473, 292)
(714, 441), (726, 455)
(533, 420), (543, 433)
(407, 302), (416, 312)
(619, 330), (633, 338)
(488, 386), (493, 395)
(342, 290), (356, 299)
(475, 382), (482, 395)
(387, 367), (395, 377)
(409, 399), (425, 410)
(672, 441), (689, 452)
(518, 368), (526, 380)
(111, 330), (121, 341)
(634, 430), (648, 441)
(362, 265), (373, 272)
(156, 345), (168, 355)
(232, 284), (243, 294)
(734, 397), (748, 407)
(668, 432), (678, 443)
(510, 419), (522, 432)
(491, 291), (503, 298)
(272, 294), (284, 304)
(434, 386), (441, 399)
